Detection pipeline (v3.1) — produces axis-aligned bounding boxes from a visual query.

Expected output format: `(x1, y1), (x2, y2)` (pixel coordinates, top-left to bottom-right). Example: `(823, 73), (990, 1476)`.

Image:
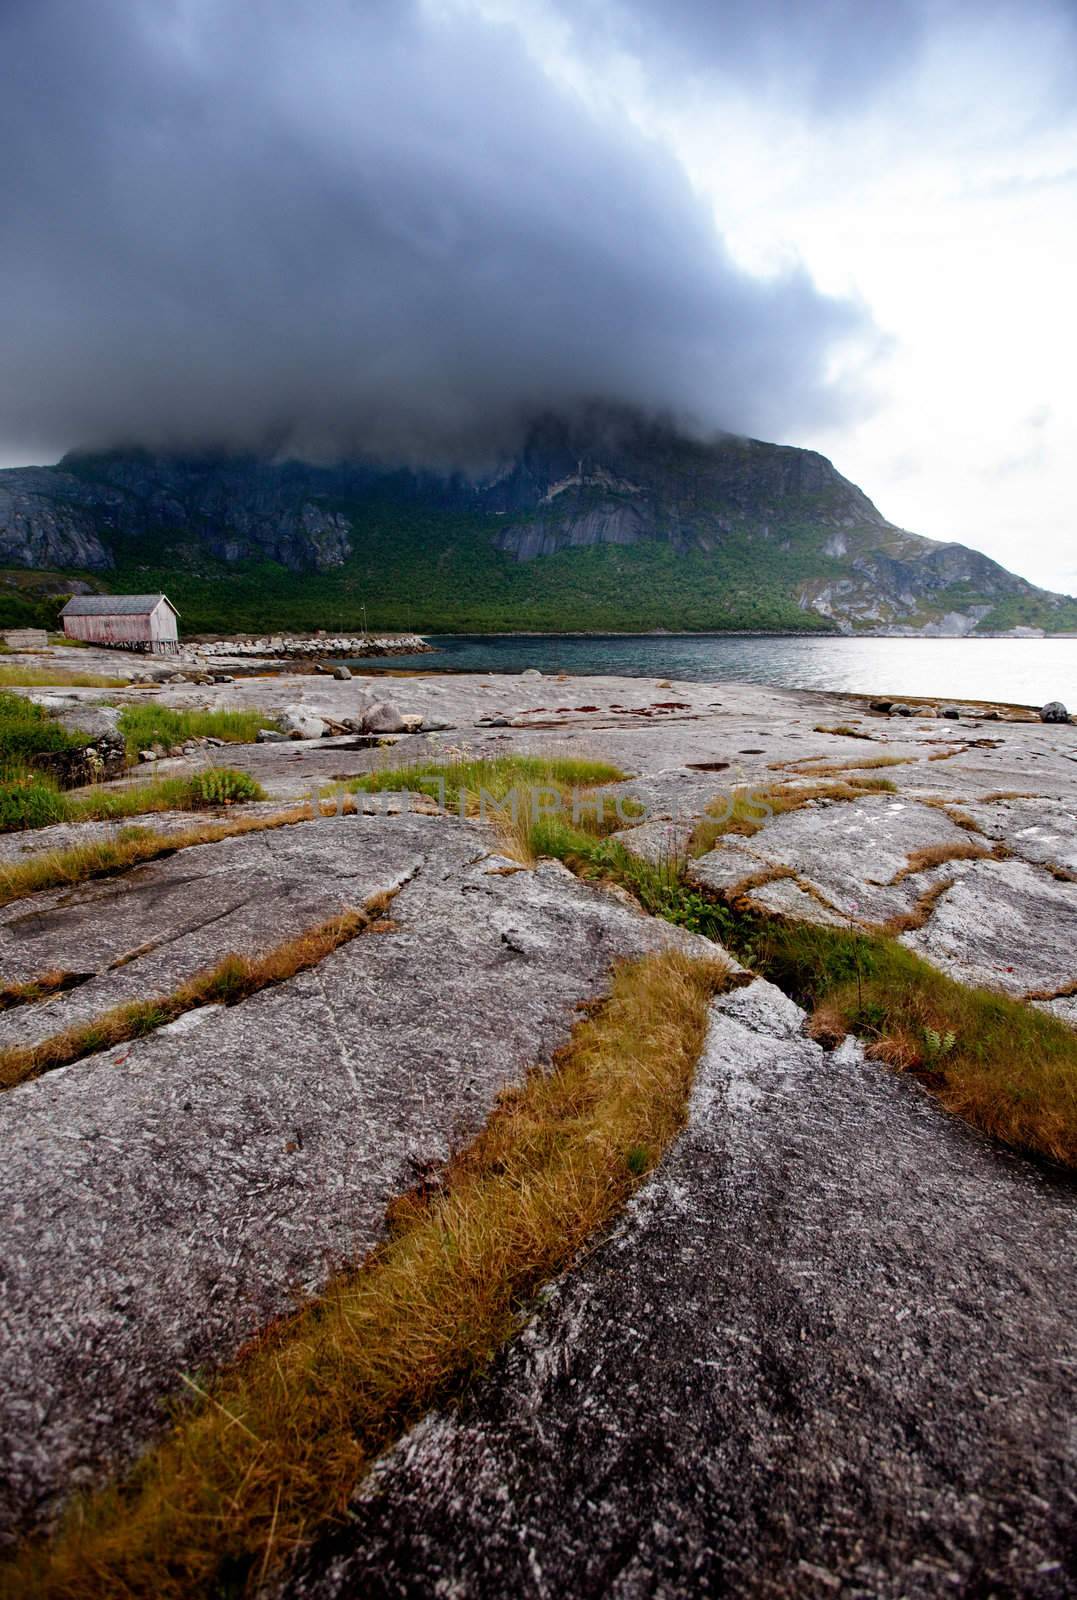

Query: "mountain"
(1, 408), (1073, 636)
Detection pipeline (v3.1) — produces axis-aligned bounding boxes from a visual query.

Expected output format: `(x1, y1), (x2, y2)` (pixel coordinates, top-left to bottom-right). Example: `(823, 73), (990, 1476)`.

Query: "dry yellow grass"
(889, 840), (993, 884)
(741, 918), (1077, 1165)
(878, 877), (959, 935)
(918, 796), (985, 834)
(0, 902), (392, 1090)
(0, 800), (359, 909)
(0, 665), (127, 688)
(774, 753), (916, 777)
(0, 969), (75, 1012)
(811, 723), (873, 739)
(5, 949), (729, 1599)
(688, 777), (898, 856)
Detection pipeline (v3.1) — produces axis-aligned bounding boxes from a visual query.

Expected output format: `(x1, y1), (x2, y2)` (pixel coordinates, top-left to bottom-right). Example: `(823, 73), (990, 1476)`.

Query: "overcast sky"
(1, 0), (1074, 592)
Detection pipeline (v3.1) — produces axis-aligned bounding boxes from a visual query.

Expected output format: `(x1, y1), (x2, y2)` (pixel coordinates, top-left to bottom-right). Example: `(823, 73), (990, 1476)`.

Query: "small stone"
(1040, 700), (1070, 724)
(138, 748), (157, 762)
(400, 713), (424, 732)
(889, 702), (913, 717)
(256, 728), (289, 743)
(332, 664), (352, 681)
(940, 705), (962, 719)
(521, 667), (542, 678)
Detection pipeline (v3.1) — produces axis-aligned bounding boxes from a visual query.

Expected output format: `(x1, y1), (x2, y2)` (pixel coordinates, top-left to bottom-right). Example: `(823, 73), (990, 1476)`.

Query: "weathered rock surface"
(0, 813), (706, 1543)
(690, 794), (972, 925)
(902, 857), (1077, 999)
(284, 981), (1077, 1598)
(0, 818), (415, 1050)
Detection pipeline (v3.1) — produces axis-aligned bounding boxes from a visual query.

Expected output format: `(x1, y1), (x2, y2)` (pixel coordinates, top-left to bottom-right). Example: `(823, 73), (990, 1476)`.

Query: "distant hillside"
(1, 407), (1073, 636)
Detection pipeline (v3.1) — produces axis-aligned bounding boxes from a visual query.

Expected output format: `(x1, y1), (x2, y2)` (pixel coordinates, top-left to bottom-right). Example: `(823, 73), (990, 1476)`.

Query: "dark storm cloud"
(0, 0), (873, 466)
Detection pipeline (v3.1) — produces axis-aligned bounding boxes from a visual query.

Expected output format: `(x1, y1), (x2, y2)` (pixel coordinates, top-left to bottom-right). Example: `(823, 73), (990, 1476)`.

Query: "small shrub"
(190, 769), (263, 807)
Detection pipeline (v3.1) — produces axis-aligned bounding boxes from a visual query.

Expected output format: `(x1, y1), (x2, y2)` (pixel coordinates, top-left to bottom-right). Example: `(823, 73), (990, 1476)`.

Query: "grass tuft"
(889, 841), (993, 883)
(812, 723), (873, 739)
(5, 949), (729, 1597)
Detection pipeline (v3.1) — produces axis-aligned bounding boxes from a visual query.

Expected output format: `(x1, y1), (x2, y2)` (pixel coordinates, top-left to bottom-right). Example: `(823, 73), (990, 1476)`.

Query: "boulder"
(940, 705), (962, 719)
(400, 713), (424, 733)
(421, 717), (456, 732)
(279, 705), (329, 740)
(57, 705), (121, 742)
(521, 667), (542, 678)
(331, 665), (353, 681)
(1040, 701), (1070, 724)
(868, 698), (893, 713)
(362, 701), (408, 734)
(256, 727), (289, 743)
(889, 702), (913, 717)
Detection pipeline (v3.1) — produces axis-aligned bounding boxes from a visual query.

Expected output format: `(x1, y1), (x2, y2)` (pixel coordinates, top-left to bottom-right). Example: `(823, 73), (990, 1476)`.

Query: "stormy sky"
(1, 0), (1075, 589)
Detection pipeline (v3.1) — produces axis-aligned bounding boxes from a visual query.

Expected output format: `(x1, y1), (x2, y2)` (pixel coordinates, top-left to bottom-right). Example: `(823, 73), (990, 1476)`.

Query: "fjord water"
(354, 633), (1077, 706)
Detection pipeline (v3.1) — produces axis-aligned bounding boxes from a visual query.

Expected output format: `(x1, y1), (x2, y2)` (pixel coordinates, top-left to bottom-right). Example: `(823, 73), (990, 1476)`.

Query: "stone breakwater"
(198, 633), (429, 659)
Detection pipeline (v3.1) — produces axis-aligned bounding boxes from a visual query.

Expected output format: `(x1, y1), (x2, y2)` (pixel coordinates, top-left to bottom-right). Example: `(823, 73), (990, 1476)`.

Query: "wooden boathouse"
(60, 594), (180, 653)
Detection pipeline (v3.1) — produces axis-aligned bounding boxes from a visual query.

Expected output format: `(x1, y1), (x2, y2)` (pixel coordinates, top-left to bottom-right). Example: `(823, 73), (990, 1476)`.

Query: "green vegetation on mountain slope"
(63, 504), (846, 634)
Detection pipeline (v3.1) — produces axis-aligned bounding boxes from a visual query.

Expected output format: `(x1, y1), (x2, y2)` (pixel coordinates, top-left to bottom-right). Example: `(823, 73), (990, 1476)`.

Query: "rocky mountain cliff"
(0, 408), (1072, 634)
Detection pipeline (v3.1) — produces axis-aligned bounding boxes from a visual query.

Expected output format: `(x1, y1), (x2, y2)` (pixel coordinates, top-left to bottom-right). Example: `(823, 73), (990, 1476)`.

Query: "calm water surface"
(352, 634), (1077, 707)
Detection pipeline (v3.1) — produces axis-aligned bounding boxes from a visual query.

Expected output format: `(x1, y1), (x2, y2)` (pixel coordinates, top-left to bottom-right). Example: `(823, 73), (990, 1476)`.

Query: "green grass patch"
(0, 768), (265, 834)
(117, 705), (271, 757)
(348, 754), (626, 815)
(0, 692), (94, 827)
(730, 915), (1077, 1165)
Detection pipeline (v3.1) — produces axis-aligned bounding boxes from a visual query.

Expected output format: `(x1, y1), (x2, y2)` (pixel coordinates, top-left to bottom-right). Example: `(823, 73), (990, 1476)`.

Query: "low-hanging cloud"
(0, 0), (875, 468)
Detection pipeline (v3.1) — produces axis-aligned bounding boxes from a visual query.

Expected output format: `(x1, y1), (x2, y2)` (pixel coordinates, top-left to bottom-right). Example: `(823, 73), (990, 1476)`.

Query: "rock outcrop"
(284, 980), (1077, 1598)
